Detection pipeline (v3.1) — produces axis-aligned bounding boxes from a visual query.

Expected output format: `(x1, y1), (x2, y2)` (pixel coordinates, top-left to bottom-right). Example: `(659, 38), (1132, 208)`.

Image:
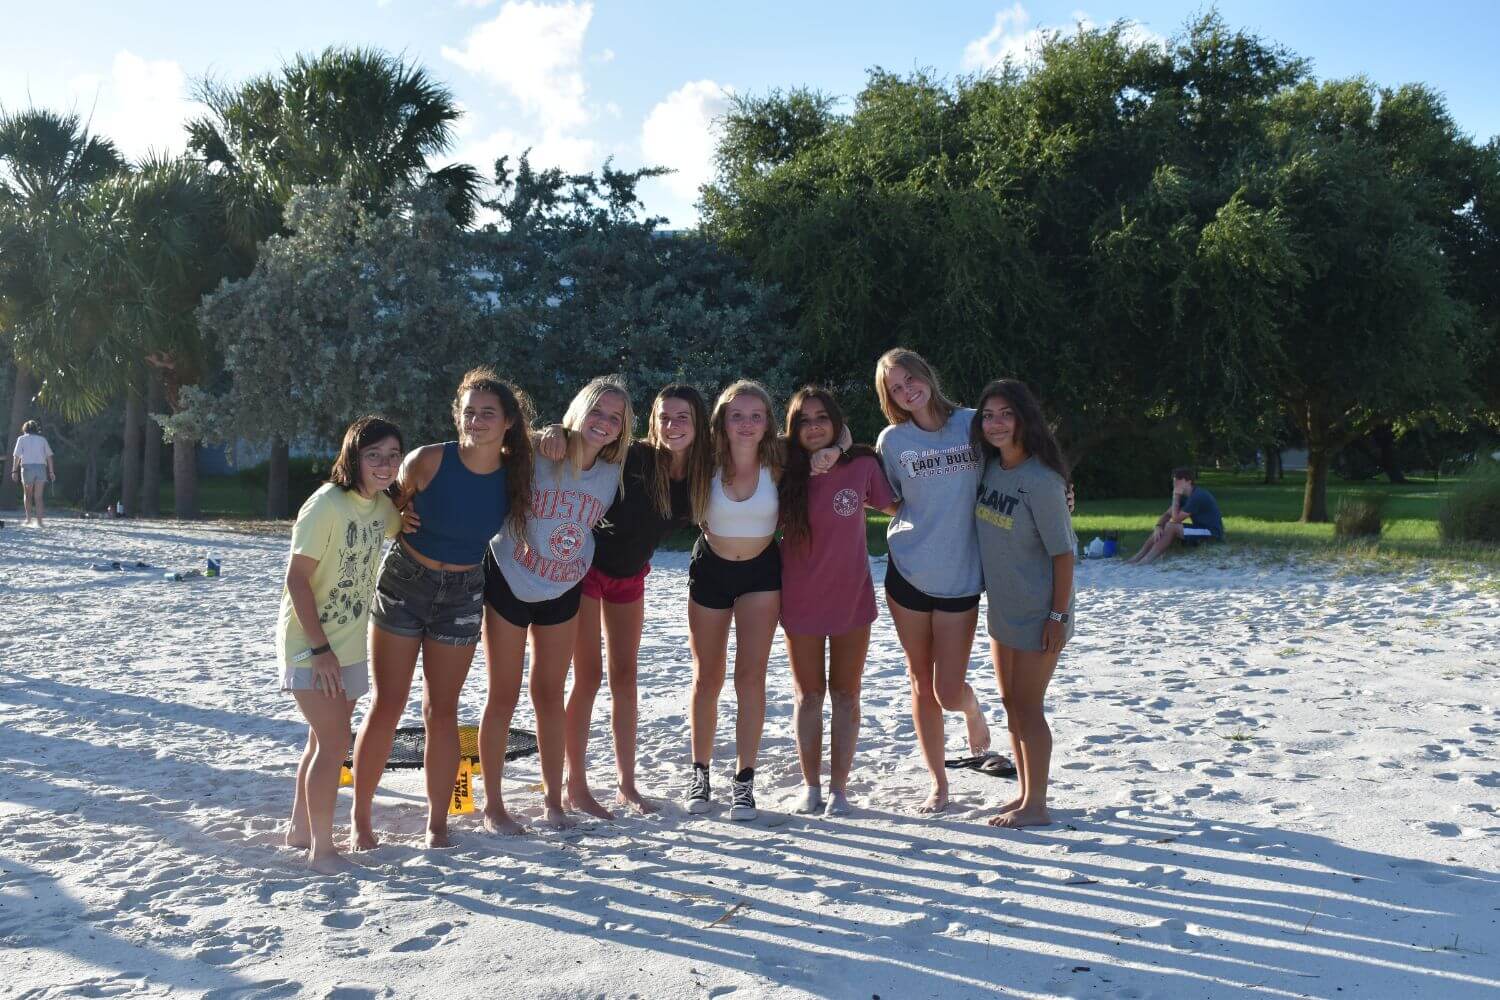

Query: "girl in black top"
(541, 385), (714, 816)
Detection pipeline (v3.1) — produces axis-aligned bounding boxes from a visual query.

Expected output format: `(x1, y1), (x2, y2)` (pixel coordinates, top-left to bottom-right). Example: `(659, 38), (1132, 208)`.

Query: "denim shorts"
(371, 542), (486, 646)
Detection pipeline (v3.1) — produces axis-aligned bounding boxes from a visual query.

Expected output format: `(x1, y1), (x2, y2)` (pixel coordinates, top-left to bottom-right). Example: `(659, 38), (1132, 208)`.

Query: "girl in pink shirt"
(778, 387), (897, 816)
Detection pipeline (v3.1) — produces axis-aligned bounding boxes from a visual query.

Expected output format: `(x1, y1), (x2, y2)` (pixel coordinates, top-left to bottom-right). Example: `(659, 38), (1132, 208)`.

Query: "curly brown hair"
(452, 366), (534, 538)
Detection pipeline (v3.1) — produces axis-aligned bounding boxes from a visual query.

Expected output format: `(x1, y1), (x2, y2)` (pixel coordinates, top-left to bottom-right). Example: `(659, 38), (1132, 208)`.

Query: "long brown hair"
(874, 347), (960, 426)
(452, 366), (534, 537)
(710, 380), (782, 486)
(647, 384), (713, 523)
(779, 386), (876, 548)
(329, 415), (404, 499)
(970, 379), (1069, 480)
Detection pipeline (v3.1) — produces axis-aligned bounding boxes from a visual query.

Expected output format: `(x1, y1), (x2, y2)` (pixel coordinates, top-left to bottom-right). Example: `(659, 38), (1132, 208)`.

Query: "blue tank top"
(404, 442), (508, 565)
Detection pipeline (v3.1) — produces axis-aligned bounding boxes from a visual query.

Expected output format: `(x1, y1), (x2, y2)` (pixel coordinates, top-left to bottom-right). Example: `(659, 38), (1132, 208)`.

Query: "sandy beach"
(1, 515), (1496, 999)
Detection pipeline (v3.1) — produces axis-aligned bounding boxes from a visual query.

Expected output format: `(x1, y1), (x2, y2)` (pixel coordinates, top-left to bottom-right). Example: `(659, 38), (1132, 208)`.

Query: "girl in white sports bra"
(685, 380), (846, 821)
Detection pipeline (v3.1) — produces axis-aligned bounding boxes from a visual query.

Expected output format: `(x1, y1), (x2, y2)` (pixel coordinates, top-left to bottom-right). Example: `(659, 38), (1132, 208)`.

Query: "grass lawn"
(159, 467), (1498, 572)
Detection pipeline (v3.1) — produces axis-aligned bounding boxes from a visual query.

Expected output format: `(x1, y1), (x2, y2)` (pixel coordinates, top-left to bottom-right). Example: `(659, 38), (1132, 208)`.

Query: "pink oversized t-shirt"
(780, 455), (896, 636)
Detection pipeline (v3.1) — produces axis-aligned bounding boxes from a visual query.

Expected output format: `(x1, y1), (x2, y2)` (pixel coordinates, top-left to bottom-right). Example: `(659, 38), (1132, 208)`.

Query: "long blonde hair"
(647, 384), (713, 524)
(874, 347), (959, 426)
(561, 376), (634, 481)
(710, 379), (782, 486)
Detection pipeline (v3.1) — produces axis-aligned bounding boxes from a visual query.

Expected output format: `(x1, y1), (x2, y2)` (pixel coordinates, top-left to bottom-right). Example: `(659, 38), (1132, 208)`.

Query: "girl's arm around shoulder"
(394, 444), (445, 509)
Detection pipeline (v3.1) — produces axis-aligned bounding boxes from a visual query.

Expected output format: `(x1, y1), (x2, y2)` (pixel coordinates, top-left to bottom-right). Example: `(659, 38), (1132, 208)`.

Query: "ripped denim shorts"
(370, 541), (486, 646)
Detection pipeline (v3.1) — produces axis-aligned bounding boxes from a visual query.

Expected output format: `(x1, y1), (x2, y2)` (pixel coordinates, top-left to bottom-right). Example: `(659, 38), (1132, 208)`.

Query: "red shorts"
(580, 563), (651, 604)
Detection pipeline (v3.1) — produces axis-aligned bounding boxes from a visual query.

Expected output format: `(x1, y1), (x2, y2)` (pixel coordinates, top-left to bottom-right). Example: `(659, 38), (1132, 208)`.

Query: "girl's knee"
(793, 683), (826, 708)
(829, 687), (861, 710)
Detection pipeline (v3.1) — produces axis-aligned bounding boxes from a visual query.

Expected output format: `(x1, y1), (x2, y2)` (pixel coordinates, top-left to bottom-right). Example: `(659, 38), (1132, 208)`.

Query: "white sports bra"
(706, 466), (778, 538)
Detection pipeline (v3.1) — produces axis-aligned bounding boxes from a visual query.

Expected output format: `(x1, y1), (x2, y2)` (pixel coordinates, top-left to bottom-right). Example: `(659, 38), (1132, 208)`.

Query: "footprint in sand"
(321, 910), (365, 930)
(390, 921), (459, 952)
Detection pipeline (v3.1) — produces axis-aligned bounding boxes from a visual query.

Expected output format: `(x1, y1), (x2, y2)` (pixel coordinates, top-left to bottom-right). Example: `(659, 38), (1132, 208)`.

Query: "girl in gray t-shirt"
(971, 378), (1075, 832)
(873, 348), (994, 816)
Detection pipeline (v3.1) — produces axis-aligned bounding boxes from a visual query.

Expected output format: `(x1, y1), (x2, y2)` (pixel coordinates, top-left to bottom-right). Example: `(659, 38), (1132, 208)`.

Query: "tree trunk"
(1302, 444), (1332, 523)
(4, 364), (33, 509)
(267, 436), (290, 518)
(141, 371), (164, 515)
(121, 390), (144, 516)
(1372, 424), (1407, 484)
(83, 438), (99, 509)
(1263, 444), (1282, 484)
(173, 432), (199, 518)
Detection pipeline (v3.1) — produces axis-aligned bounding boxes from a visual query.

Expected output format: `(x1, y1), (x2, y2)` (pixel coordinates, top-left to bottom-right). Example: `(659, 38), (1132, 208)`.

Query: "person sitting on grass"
(1126, 467), (1224, 564)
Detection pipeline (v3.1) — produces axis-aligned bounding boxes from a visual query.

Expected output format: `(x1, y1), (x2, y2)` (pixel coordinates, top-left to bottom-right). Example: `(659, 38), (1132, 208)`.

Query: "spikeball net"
(339, 725), (537, 815)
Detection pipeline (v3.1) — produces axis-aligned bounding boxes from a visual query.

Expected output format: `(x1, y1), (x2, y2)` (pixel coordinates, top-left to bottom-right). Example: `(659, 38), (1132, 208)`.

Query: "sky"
(2, 1), (1497, 227)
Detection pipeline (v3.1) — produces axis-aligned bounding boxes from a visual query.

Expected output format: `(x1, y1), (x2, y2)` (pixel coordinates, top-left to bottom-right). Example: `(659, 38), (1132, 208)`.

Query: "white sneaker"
(794, 785), (823, 815)
(728, 776), (757, 821)
(824, 790), (850, 817)
(686, 765), (711, 814)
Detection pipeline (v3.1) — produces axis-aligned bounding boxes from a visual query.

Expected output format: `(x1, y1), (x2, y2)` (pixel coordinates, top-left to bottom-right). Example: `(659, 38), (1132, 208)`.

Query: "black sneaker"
(729, 774), (757, 821)
(686, 764), (711, 814)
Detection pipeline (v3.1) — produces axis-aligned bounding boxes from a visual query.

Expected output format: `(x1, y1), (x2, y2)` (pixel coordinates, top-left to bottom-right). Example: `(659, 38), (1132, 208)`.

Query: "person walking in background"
(279, 416), (404, 872)
(12, 420), (56, 526)
(1125, 466), (1225, 564)
(874, 349), (992, 815)
(778, 387), (895, 817)
(972, 380), (1076, 829)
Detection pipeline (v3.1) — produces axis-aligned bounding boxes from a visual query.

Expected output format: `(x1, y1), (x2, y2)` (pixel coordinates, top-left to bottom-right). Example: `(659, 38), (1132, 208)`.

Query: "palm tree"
(90, 156), (242, 518)
(0, 107), (125, 505)
(187, 47), (481, 515)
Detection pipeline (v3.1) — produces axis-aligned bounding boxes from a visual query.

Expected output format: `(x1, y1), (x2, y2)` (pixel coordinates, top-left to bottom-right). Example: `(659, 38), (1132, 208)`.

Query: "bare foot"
(989, 805), (1051, 828)
(425, 826), (454, 849)
(348, 823), (379, 852)
(285, 826), (311, 850)
(616, 786), (657, 815)
(306, 851), (359, 875)
(964, 698), (992, 756)
(481, 808), (527, 837)
(994, 796), (1023, 815)
(542, 804), (578, 830)
(917, 786), (949, 814)
(564, 784), (615, 820)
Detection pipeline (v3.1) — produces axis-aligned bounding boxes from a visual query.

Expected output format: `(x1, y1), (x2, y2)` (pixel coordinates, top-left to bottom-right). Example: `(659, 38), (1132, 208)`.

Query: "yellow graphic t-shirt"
(276, 483), (400, 667)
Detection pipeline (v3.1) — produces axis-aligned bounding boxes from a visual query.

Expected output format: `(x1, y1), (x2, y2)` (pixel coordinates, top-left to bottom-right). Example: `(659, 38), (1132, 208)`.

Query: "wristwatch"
(1047, 611), (1070, 625)
(308, 643), (332, 656)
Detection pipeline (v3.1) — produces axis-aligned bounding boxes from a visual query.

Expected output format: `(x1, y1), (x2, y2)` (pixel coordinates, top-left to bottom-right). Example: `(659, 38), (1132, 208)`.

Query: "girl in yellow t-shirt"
(278, 416), (403, 873)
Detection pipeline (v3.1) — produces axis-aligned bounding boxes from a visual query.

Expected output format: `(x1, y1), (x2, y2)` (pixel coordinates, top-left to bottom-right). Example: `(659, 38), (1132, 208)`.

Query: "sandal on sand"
(944, 753), (1017, 777)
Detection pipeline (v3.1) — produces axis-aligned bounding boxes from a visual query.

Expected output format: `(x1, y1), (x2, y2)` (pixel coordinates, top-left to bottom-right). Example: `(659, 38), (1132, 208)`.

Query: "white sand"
(2, 515), (1497, 999)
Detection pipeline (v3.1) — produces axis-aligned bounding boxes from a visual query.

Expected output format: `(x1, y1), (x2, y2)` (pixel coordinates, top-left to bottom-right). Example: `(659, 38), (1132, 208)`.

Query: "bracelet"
(308, 643), (332, 656)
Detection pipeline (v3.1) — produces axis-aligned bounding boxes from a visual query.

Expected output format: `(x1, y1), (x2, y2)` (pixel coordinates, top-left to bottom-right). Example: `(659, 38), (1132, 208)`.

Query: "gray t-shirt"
(876, 408), (983, 598)
(975, 455), (1077, 650)
(490, 455), (621, 602)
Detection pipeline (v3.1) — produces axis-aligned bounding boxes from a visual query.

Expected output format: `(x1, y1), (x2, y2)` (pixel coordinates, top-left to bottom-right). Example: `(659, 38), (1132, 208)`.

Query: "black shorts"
(688, 537), (780, 610)
(482, 550), (583, 628)
(884, 558), (980, 614)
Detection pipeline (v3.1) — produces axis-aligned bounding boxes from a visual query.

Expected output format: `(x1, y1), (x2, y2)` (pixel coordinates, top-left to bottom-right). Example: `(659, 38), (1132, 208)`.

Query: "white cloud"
(67, 51), (189, 161)
(442, 1), (593, 132)
(640, 80), (733, 203)
(961, 4), (1165, 73)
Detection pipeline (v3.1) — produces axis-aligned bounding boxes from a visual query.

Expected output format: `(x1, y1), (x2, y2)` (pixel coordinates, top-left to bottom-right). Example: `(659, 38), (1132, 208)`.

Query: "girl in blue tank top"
(352, 367), (535, 851)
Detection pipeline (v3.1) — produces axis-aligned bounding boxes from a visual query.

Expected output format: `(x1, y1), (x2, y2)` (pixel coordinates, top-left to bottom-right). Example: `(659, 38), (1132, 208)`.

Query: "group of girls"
(275, 350), (1076, 874)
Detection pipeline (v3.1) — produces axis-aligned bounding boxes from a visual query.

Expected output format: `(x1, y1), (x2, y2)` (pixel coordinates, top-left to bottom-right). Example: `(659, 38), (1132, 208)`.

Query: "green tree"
(1253, 79), (1483, 521)
(168, 186), (489, 460)
(187, 46), (481, 514)
(702, 17), (1304, 453)
(477, 155), (800, 419)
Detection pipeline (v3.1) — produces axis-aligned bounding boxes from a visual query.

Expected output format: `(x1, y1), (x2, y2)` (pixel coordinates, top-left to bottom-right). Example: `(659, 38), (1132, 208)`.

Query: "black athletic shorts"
(688, 536), (780, 610)
(482, 550), (583, 628)
(884, 557), (980, 614)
